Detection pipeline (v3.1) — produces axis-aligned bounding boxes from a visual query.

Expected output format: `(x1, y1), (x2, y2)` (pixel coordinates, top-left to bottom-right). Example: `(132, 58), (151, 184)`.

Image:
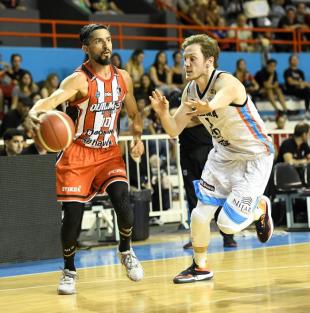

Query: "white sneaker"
(57, 269), (77, 295)
(119, 249), (144, 281)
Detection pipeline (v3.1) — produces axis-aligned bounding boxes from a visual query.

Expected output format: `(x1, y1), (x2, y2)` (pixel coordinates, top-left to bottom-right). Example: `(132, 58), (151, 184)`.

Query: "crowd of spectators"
(159, 0), (310, 52)
(1, 49), (310, 147)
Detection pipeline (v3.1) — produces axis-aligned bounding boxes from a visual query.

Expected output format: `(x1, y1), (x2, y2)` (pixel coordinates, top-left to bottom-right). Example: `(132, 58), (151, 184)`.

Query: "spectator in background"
(225, 0), (243, 20)
(6, 53), (28, 83)
(177, 0), (194, 23)
(0, 0), (27, 10)
(234, 58), (259, 103)
(125, 49), (145, 88)
(296, 2), (310, 28)
(277, 122), (310, 165)
(284, 54), (310, 117)
(269, 0), (286, 27)
(189, 0), (210, 26)
(212, 17), (229, 51)
(207, 0), (222, 26)
(21, 138), (48, 155)
(0, 128), (24, 156)
(276, 6), (304, 52)
(40, 73), (60, 98)
(40, 73), (65, 112)
(255, 59), (288, 114)
(136, 99), (154, 136)
(110, 52), (123, 69)
(273, 113), (288, 157)
(275, 114), (287, 130)
(0, 55), (13, 111)
(149, 154), (171, 226)
(228, 13), (253, 52)
(170, 50), (185, 90)
(134, 74), (154, 103)
(149, 50), (175, 96)
(0, 96), (32, 137)
(85, 0), (123, 14)
(11, 71), (38, 109)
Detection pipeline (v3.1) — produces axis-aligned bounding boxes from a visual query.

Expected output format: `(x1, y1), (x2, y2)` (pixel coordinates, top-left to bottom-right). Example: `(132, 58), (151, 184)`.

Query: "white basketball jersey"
(186, 69), (274, 160)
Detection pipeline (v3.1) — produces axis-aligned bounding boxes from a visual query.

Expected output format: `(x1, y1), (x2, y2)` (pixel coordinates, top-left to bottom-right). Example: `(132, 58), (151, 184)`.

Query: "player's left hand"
(184, 99), (212, 116)
(130, 138), (144, 161)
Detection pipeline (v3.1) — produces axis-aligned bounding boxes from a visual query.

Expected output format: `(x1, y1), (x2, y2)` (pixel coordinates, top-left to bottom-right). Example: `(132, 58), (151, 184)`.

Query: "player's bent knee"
(216, 210), (244, 234)
(191, 203), (215, 226)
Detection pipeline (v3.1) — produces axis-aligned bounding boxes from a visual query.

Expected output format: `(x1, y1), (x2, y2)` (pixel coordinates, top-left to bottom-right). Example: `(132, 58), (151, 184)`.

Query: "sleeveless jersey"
(69, 62), (127, 149)
(186, 69), (274, 160)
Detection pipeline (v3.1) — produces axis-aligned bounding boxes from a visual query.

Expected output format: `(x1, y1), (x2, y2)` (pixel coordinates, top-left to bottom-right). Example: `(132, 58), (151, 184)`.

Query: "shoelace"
(122, 253), (139, 269)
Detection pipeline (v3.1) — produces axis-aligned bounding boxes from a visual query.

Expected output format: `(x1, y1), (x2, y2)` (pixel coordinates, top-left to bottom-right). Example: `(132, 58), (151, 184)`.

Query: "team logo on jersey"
(96, 91), (100, 98)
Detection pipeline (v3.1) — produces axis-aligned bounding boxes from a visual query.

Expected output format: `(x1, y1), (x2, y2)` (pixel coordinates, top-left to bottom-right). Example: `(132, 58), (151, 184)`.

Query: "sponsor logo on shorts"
(62, 185), (82, 193)
(233, 197), (253, 214)
(200, 178), (215, 192)
(108, 169), (125, 176)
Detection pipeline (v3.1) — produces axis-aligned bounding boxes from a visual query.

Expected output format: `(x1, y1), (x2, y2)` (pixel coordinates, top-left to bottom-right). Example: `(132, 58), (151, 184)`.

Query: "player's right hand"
(28, 110), (46, 132)
(149, 89), (169, 114)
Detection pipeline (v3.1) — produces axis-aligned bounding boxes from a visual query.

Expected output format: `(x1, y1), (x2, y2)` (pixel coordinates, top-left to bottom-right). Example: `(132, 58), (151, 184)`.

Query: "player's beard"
(93, 52), (111, 66)
(94, 56), (111, 66)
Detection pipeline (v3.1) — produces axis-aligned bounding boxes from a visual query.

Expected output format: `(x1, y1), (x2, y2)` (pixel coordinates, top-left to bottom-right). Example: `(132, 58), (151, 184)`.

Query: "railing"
(0, 17), (308, 51)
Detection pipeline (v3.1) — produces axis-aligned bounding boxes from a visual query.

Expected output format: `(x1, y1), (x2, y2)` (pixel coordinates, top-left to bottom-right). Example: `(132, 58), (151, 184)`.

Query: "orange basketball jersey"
(70, 61), (127, 149)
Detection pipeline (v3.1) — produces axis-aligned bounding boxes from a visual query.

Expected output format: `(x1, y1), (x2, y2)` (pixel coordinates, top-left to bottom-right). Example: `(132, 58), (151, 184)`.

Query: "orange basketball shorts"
(56, 143), (128, 202)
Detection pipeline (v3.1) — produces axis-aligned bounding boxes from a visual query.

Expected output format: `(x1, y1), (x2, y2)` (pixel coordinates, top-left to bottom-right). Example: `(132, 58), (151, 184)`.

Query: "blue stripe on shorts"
(223, 202), (247, 224)
(193, 180), (226, 206)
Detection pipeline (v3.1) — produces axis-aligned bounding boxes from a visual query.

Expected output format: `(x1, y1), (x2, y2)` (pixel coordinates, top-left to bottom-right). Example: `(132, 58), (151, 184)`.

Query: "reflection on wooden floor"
(0, 243), (310, 313)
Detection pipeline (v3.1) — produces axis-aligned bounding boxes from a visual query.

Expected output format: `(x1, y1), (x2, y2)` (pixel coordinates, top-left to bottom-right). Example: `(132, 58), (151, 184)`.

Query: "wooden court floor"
(0, 239), (310, 313)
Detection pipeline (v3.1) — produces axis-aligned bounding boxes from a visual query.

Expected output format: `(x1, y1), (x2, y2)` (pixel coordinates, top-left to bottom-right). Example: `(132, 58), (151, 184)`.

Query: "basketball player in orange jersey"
(150, 34), (274, 284)
(29, 24), (144, 295)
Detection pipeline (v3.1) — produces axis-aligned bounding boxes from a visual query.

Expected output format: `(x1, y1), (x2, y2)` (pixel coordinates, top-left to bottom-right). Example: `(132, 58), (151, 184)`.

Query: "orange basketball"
(36, 111), (75, 152)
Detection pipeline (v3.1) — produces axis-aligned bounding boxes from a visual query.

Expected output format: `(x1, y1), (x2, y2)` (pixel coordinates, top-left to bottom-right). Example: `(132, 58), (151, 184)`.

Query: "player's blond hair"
(182, 34), (220, 68)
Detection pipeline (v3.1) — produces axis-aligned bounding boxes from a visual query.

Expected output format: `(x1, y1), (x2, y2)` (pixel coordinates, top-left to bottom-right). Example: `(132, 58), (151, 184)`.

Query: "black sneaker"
(173, 261), (214, 284)
(255, 196), (274, 243)
(223, 235), (237, 248)
(183, 241), (193, 249)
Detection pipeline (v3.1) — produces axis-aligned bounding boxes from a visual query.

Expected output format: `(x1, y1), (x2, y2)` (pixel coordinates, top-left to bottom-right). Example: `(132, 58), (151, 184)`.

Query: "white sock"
(194, 251), (208, 268)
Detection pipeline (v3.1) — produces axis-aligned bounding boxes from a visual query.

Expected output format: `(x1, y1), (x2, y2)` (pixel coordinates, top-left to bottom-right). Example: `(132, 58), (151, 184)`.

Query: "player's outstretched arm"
(149, 89), (191, 137)
(29, 72), (86, 123)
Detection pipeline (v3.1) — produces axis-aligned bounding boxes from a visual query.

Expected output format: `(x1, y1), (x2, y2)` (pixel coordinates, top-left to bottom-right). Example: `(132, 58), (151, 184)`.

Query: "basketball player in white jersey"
(150, 34), (274, 283)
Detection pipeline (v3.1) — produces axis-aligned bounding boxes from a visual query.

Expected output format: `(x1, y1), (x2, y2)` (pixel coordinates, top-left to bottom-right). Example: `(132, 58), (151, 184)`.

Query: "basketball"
(36, 111), (75, 152)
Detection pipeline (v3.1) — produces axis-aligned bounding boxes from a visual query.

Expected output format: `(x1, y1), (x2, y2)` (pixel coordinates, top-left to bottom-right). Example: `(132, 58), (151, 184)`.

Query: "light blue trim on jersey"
(193, 180), (226, 206)
(223, 202), (248, 224)
(239, 105), (275, 154)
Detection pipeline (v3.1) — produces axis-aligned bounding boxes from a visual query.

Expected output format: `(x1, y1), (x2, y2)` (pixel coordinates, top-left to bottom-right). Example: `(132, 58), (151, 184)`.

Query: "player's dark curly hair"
(79, 24), (110, 45)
